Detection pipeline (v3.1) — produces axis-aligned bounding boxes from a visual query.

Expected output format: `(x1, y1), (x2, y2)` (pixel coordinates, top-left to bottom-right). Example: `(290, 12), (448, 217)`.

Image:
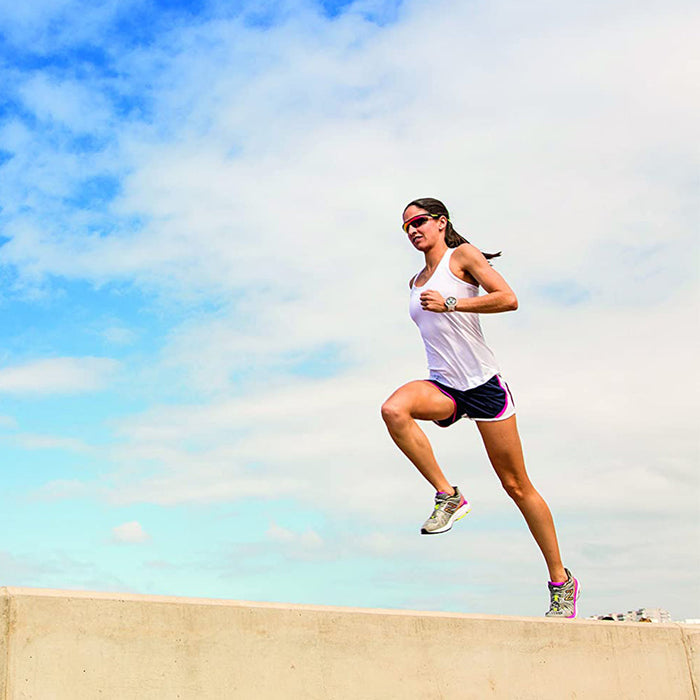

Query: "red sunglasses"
(402, 213), (439, 233)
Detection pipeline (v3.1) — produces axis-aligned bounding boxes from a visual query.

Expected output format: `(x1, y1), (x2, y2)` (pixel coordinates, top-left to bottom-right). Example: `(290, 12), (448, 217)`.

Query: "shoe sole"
(420, 502), (471, 535)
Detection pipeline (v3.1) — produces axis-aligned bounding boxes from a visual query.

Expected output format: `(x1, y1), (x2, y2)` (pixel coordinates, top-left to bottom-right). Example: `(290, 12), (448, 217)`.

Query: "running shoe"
(420, 486), (471, 535)
(545, 568), (580, 618)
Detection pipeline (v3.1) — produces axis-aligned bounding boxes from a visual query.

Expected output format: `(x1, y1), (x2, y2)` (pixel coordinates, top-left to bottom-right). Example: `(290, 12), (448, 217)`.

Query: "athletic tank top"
(409, 247), (500, 390)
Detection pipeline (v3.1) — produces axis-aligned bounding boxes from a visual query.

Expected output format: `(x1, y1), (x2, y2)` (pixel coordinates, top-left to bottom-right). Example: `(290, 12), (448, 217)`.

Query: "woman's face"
(402, 206), (445, 250)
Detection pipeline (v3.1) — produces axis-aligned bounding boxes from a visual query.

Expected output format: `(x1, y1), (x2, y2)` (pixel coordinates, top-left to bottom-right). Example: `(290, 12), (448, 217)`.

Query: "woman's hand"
(420, 290), (447, 312)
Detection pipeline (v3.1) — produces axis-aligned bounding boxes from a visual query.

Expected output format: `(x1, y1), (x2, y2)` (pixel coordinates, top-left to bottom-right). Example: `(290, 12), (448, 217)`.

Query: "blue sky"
(1, 0), (698, 620)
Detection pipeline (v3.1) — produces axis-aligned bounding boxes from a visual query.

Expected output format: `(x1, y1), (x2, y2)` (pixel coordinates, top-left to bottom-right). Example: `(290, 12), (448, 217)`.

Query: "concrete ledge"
(1, 586), (698, 699)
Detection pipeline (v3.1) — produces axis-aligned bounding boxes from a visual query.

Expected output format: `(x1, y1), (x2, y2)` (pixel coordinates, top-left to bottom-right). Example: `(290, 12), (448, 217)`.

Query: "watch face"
(446, 296), (457, 306)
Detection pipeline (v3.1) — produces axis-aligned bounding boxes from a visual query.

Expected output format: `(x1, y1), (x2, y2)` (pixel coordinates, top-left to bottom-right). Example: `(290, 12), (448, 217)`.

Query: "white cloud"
(17, 74), (114, 132)
(60, 297), (698, 529)
(100, 325), (137, 346)
(0, 357), (120, 395)
(11, 433), (91, 453)
(111, 520), (150, 544)
(2, 0), (696, 307)
(33, 479), (90, 502)
(267, 522), (323, 550)
(0, 1), (117, 48)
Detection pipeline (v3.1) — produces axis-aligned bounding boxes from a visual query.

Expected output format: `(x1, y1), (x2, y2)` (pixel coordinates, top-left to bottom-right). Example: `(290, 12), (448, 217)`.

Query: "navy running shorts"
(427, 374), (515, 426)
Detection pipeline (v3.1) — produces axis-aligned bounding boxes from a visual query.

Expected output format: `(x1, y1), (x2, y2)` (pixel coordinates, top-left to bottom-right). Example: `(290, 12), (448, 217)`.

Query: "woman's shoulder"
(448, 244), (483, 286)
(449, 242), (482, 264)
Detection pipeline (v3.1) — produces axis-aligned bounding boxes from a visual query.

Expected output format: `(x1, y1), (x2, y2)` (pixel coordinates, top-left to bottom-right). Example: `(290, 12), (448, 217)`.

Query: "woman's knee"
(380, 398), (409, 428)
(500, 477), (533, 503)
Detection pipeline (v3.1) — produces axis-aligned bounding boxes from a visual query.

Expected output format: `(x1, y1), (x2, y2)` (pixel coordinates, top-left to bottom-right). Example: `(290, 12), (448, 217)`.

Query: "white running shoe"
(420, 486), (471, 535)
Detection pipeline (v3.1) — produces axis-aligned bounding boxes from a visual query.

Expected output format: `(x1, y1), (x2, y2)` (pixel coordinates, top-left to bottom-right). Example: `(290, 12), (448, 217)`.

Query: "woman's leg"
(476, 415), (567, 583)
(381, 381), (456, 493)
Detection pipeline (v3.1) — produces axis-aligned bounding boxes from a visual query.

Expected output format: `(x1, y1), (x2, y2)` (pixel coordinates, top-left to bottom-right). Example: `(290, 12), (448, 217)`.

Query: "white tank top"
(409, 247), (500, 390)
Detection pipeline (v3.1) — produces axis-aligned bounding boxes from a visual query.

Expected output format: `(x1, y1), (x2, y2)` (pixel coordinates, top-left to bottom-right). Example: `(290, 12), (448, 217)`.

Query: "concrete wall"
(1, 586), (698, 699)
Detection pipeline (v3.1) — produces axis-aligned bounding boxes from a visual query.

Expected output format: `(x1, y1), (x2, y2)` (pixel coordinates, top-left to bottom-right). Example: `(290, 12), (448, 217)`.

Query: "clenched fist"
(420, 290), (447, 312)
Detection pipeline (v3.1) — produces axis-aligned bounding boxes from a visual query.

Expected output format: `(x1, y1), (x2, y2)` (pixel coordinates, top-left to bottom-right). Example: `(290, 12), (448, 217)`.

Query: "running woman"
(381, 197), (579, 617)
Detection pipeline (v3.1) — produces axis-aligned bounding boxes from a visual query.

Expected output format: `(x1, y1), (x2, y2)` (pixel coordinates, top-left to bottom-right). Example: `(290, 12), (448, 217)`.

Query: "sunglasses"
(402, 213), (438, 233)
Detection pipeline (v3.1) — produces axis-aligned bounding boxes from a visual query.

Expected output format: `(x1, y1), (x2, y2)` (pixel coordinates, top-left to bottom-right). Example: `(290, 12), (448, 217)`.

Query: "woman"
(381, 197), (579, 617)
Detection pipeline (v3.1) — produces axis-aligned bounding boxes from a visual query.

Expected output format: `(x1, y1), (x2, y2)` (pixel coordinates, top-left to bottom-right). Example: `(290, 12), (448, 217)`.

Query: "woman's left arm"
(419, 244), (518, 314)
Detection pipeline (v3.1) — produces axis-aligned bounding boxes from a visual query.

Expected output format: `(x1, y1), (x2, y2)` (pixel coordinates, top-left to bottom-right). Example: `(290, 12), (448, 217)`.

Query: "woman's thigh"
(383, 380), (455, 422)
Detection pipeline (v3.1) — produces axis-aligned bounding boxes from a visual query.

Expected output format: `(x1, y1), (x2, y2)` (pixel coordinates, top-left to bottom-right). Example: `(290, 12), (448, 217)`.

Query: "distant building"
(588, 607), (672, 623)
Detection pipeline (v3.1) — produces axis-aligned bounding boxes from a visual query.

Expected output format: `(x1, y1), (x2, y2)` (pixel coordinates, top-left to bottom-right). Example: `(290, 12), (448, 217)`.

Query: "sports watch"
(445, 296), (458, 312)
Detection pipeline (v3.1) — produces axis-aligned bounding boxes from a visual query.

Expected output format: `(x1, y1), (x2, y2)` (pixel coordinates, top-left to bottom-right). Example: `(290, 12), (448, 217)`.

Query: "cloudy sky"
(1, 0), (698, 620)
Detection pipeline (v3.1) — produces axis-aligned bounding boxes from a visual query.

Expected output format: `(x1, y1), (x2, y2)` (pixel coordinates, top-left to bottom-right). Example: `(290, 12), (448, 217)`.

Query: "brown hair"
(404, 197), (501, 260)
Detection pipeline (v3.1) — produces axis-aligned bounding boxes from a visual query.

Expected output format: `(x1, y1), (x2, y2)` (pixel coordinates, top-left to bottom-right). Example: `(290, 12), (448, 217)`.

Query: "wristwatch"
(445, 296), (458, 312)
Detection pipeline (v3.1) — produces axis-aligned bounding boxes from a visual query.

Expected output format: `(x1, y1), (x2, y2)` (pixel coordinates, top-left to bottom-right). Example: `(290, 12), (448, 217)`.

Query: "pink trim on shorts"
(425, 380), (457, 424)
(493, 375), (510, 419)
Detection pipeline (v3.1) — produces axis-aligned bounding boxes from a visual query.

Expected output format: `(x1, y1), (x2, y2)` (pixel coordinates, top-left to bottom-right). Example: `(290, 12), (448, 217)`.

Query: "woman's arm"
(419, 244), (518, 314)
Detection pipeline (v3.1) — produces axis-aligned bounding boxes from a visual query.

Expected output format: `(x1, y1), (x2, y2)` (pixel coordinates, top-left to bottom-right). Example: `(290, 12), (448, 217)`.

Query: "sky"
(0, 0), (698, 620)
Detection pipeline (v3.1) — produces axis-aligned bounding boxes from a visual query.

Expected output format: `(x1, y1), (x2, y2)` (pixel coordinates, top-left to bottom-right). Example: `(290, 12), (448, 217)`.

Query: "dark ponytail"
(404, 197), (501, 260)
